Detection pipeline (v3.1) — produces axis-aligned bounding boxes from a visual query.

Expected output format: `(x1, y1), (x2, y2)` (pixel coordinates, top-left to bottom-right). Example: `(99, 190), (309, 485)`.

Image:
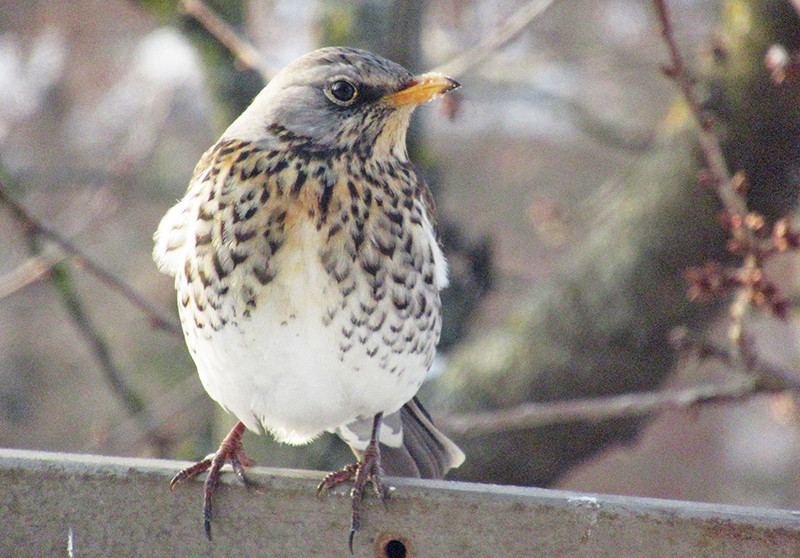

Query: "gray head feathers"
(221, 47), (417, 157)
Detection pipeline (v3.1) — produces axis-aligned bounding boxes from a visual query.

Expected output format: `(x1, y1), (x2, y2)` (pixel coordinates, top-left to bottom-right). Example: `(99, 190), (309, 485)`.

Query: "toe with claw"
(170, 421), (259, 539)
(317, 413), (388, 553)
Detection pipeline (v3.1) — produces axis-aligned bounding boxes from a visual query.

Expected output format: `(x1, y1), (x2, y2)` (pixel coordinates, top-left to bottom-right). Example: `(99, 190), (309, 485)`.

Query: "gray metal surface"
(1, 448), (799, 557)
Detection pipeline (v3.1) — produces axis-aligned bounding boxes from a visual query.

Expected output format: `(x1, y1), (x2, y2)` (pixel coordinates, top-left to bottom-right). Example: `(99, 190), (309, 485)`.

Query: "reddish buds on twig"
(685, 260), (789, 319)
(772, 217), (800, 252)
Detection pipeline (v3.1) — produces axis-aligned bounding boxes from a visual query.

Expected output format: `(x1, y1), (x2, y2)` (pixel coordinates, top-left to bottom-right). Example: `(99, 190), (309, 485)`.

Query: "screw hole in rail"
(384, 539), (406, 558)
(377, 534), (409, 558)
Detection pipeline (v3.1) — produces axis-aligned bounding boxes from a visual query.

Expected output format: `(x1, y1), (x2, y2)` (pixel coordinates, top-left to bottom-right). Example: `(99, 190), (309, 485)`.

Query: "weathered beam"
(1, 448), (798, 557)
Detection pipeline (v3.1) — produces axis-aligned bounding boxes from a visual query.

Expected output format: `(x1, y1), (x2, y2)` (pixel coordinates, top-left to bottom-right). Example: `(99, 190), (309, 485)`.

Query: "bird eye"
(326, 79), (358, 105)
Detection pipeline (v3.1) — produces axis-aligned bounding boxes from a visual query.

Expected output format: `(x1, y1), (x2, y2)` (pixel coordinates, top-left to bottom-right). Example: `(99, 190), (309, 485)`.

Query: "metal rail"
(1, 448), (799, 557)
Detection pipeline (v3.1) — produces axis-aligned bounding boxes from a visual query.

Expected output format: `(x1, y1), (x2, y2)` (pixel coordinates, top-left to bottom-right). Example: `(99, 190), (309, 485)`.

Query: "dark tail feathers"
(379, 397), (465, 479)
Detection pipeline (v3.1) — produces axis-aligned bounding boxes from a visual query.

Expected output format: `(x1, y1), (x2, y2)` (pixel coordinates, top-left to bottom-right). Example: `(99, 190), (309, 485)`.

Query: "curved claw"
(170, 456), (213, 489)
(317, 463), (359, 497)
(321, 412), (387, 553)
(170, 421), (255, 540)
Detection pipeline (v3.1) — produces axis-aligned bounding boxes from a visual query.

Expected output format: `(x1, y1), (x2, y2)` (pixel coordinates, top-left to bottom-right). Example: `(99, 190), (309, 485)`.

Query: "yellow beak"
(383, 73), (460, 107)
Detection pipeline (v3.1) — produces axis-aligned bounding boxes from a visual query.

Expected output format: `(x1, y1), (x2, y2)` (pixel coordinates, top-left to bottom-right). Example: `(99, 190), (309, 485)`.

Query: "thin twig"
(433, 0), (557, 78)
(48, 261), (148, 418)
(1, 178), (171, 454)
(652, 0), (785, 358)
(22, 226), (167, 455)
(653, 0), (747, 220)
(0, 181), (181, 335)
(180, 0), (555, 90)
(179, 0), (276, 81)
(441, 332), (800, 437)
(89, 372), (207, 454)
(441, 376), (788, 437)
(0, 253), (58, 299)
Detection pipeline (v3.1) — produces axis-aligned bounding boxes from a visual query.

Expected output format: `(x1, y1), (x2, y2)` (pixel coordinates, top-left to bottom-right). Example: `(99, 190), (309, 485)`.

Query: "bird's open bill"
(383, 73), (460, 106)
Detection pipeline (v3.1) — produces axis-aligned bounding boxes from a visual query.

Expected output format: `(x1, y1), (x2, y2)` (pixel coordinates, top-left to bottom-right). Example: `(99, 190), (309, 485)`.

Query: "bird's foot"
(318, 438), (386, 553)
(316, 462), (359, 494)
(170, 421), (259, 539)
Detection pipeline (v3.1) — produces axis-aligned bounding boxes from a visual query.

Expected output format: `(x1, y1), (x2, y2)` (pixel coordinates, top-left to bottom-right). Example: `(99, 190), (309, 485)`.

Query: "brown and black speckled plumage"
(154, 47), (463, 542)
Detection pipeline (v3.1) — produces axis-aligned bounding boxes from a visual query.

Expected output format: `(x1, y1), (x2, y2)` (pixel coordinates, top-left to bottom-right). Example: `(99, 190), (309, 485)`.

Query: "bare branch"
(180, 0), (555, 87)
(441, 330), (800, 436)
(652, 0), (797, 355)
(20, 229), (168, 454)
(0, 181), (181, 335)
(0, 179), (174, 454)
(0, 253), (58, 299)
(441, 376), (789, 437)
(90, 373), (207, 454)
(433, 0), (557, 78)
(653, 0), (747, 219)
(179, 0), (276, 81)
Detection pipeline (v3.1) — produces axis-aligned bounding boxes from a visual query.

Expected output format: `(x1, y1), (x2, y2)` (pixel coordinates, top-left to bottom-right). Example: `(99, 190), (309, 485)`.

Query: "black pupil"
(330, 80), (356, 102)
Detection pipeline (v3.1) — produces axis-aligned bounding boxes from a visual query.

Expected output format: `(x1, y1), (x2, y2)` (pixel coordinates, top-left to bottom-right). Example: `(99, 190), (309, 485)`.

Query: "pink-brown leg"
(170, 421), (257, 539)
(317, 413), (386, 553)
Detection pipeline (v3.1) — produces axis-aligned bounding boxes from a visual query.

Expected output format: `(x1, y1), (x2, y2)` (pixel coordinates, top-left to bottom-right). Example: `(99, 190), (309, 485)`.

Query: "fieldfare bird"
(153, 46), (464, 546)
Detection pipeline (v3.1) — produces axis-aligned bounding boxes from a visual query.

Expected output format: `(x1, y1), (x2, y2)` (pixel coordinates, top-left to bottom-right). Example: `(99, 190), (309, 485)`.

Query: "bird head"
(221, 47), (459, 160)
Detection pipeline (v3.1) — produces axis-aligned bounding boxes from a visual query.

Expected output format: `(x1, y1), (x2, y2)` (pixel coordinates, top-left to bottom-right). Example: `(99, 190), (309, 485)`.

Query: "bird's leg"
(348, 413), (386, 550)
(317, 412), (386, 552)
(170, 421), (258, 539)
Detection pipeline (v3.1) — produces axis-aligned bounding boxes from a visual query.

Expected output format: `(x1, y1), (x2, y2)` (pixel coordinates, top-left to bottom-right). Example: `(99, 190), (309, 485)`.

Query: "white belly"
(187, 309), (429, 445)
(178, 226), (436, 445)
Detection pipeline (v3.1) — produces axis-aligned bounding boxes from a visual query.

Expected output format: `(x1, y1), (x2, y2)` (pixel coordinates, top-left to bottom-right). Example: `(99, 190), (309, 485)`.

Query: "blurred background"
(3, 0), (800, 513)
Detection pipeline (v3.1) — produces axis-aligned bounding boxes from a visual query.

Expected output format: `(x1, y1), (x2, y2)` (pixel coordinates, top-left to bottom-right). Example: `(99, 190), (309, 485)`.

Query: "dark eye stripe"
(356, 84), (386, 104)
